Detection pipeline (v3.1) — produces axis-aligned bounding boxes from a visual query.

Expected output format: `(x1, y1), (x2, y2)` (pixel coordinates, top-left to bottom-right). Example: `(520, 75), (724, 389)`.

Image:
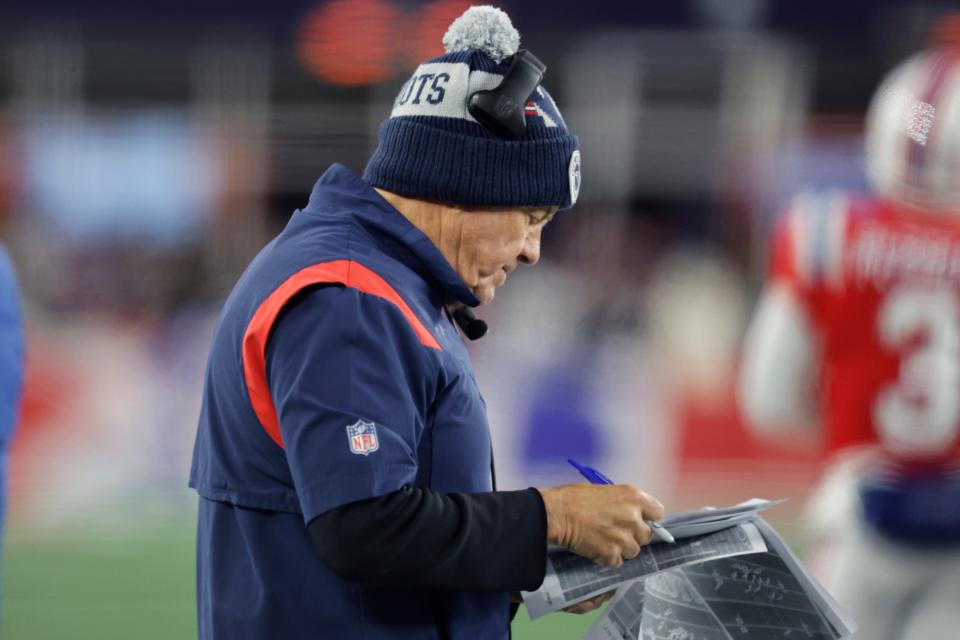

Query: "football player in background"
(739, 18), (960, 640)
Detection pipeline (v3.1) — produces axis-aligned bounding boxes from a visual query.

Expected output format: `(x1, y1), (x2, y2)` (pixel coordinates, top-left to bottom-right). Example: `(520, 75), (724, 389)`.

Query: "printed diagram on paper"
(521, 500), (857, 639)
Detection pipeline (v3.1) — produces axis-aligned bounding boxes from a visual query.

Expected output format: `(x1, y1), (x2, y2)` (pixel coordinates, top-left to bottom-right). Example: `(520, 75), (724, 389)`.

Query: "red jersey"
(770, 192), (960, 470)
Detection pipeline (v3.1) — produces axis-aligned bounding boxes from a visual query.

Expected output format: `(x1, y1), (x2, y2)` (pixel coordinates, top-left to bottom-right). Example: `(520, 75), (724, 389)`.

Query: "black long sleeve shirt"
(309, 486), (548, 592)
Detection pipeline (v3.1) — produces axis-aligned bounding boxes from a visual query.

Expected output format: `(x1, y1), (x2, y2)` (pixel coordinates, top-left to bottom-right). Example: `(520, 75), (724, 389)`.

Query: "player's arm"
(739, 201), (826, 436)
(739, 283), (818, 434)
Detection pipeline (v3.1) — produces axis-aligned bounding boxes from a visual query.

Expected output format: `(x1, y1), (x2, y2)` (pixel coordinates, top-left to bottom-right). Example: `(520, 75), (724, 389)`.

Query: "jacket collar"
(305, 164), (481, 308)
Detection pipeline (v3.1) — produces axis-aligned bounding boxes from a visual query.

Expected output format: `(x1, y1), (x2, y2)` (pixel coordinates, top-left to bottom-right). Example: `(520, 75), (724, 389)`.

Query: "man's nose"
(518, 230), (541, 266)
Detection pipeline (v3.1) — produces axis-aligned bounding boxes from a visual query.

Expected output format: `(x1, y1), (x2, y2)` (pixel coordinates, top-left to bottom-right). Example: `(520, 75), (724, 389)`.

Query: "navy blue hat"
(363, 6), (581, 210)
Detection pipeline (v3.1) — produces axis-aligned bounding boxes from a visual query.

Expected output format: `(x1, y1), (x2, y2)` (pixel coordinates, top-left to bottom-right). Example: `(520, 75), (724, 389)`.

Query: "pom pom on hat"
(442, 5), (520, 63)
(364, 5), (581, 209)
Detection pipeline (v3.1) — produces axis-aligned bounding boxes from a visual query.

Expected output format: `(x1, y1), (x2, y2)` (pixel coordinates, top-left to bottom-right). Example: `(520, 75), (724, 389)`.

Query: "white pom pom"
(442, 5), (520, 63)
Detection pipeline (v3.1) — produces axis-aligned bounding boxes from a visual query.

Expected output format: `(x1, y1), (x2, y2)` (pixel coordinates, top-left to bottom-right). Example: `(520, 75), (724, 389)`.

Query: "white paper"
(658, 498), (787, 539)
(752, 518), (858, 638)
(523, 522), (767, 620)
(583, 581), (645, 640)
(584, 516), (858, 640)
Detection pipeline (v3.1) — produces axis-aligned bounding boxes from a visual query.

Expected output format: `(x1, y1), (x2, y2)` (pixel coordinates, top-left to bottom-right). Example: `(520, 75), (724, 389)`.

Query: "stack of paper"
(521, 499), (857, 640)
(657, 498), (785, 539)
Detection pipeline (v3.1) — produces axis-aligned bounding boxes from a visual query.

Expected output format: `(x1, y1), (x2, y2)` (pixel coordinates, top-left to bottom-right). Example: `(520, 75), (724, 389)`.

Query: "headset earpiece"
(468, 50), (546, 140)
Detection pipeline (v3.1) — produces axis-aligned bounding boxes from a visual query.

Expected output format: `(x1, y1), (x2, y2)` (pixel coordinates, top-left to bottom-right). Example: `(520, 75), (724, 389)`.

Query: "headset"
(448, 49), (547, 340)
(451, 305), (489, 341)
(468, 49), (547, 140)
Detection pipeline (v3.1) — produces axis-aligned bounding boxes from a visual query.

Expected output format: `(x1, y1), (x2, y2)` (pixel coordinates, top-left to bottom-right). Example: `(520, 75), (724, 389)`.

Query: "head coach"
(189, 6), (665, 639)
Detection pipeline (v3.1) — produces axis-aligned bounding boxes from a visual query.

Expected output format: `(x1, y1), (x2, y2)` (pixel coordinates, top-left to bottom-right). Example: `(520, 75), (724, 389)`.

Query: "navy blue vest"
(189, 164), (510, 639)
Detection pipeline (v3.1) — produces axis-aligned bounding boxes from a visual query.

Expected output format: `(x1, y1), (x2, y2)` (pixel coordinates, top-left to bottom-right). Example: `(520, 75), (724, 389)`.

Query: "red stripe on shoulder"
(242, 260), (442, 448)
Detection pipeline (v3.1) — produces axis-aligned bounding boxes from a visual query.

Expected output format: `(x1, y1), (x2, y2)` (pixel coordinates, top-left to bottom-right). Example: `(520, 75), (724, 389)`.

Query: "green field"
(3, 524), (599, 639)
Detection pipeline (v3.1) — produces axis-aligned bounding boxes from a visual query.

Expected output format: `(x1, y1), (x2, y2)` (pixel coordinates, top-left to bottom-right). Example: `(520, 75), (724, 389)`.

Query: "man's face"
(449, 206), (557, 304)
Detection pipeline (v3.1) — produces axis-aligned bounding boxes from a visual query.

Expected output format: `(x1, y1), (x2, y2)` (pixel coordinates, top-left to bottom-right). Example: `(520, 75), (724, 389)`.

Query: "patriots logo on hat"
(346, 419), (379, 455)
(569, 149), (581, 205)
(524, 101), (557, 128)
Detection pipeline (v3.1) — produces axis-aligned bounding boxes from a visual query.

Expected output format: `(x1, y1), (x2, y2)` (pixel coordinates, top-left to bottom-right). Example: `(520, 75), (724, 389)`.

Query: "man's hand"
(537, 483), (665, 568)
(511, 589), (614, 614)
(561, 589), (616, 614)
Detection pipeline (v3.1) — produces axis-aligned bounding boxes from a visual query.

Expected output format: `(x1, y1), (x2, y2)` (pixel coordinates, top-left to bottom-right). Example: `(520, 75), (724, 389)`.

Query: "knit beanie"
(363, 6), (581, 209)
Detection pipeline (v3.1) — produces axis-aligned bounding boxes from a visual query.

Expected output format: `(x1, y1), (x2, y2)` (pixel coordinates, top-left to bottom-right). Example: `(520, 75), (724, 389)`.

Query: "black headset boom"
(455, 48), (546, 339)
(451, 305), (489, 341)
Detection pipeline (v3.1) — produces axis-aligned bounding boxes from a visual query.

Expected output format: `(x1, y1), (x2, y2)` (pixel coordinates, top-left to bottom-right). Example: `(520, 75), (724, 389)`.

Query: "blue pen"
(567, 458), (675, 544)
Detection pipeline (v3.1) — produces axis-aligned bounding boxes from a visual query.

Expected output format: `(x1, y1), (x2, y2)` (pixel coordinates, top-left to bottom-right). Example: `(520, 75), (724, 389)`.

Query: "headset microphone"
(450, 305), (488, 341)
(452, 48), (545, 340)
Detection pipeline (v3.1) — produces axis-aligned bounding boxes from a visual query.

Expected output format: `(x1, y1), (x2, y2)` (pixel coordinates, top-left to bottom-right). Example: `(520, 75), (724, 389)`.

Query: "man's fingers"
(562, 600), (593, 614)
(539, 482), (668, 569)
(621, 485), (665, 530)
(594, 547), (624, 568)
(637, 490), (665, 522)
(635, 521), (653, 546)
(562, 590), (616, 614)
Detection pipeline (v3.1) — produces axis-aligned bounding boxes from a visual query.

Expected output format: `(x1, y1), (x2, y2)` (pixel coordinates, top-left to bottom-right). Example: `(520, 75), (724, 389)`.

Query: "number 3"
(875, 286), (960, 455)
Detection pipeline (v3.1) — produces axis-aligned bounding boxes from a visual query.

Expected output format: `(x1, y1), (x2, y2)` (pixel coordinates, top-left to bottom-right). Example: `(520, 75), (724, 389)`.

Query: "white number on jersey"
(874, 286), (960, 455)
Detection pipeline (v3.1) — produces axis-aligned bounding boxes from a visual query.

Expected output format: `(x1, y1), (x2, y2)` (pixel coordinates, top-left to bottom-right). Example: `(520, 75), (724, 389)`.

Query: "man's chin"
(473, 286), (496, 305)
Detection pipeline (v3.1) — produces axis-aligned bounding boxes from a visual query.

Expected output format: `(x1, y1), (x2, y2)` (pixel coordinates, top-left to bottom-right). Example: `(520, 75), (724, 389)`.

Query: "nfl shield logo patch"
(346, 419), (379, 456)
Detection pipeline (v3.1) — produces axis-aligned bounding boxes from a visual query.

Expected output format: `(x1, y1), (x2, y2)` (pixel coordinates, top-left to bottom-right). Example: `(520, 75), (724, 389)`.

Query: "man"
(0, 243), (23, 574)
(190, 7), (665, 639)
(739, 19), (960, 640)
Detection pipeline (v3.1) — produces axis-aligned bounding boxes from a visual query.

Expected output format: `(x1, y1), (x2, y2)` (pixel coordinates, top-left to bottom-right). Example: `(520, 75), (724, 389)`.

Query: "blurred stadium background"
(0, 0), (951, 637)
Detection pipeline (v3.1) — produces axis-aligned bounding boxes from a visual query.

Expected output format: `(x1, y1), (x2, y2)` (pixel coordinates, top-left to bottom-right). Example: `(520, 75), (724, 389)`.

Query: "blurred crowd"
(5, 2), (960, 639)
(0, 0), (943, 535)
